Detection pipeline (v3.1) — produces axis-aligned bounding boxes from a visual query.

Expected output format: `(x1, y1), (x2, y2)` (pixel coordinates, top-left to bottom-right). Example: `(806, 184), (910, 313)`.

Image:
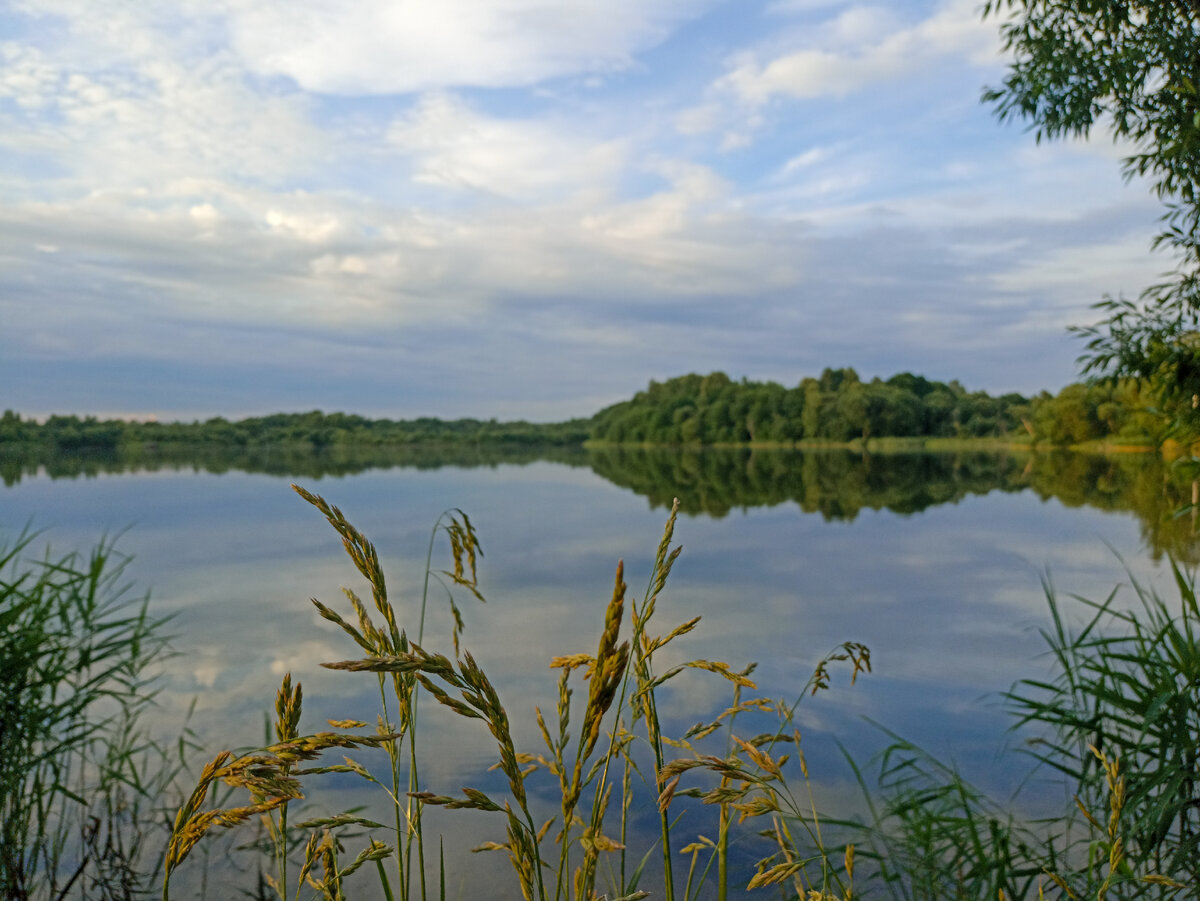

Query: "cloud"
(222, 0), (719, 94)
(990, 235), (1172, 325)
(0, 42), (61, 109)
(0, 150), (799, 374)
(386, 92), (627, 203)
(765, 0), (849, 13)
(0, 45), (325, 196)
(720, 0), (1000, 104)
(0, 0), (1176, 421)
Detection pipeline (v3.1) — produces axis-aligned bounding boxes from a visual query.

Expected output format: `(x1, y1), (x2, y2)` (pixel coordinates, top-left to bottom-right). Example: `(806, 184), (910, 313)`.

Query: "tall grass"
(0, 528), (178, 900)
(152, 484), (1200, 899)
(162, 486), (871, 901)
(839, 564), (1198, 900)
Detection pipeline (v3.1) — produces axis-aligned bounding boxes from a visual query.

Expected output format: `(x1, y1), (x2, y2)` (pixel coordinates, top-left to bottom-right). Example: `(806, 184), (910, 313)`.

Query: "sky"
(0, 0), (1176, 422)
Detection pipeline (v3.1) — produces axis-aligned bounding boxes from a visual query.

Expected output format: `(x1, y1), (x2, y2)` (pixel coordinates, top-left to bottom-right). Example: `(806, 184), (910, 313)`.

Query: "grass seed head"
(274, 672), (302, 743)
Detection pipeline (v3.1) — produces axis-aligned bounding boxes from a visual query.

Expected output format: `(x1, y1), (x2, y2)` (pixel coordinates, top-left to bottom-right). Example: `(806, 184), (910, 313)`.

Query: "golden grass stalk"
(161, 723), (401, 901)
(168, 486), (877, 901)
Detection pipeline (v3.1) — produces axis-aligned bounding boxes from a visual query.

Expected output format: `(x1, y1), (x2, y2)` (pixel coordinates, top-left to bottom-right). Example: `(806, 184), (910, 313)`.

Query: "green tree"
(922, 388), (958, 437)
(835, 382), (874, 442)
(818, 366), (859, 394)
(0, 410), (31, 443)
(1032, 383), (1104, 445)
(873, 382), (925, 438)
(800, 379), (822, 440)
(982, 0), (1200, 437)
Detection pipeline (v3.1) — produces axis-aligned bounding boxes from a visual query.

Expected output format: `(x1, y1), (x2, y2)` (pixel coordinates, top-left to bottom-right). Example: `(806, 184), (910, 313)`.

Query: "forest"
(0, 367), (1173, 452)
(0, 408), (592, 451)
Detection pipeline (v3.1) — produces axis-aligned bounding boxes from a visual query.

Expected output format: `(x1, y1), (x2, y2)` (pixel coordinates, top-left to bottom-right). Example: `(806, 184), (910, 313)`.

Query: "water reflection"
(7, 445), (1197, 561)
(590, 447), (1200, 563)
(586, 446), (1027, 518)
(0, 443), (589, 485)
(1, 447), (1193, 896)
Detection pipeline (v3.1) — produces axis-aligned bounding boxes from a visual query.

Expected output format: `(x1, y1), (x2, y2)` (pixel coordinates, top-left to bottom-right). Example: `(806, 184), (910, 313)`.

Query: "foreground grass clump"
(840, 566), (1199, 900)
(162, 485), (871, 901)
(1, 529), (178, 900)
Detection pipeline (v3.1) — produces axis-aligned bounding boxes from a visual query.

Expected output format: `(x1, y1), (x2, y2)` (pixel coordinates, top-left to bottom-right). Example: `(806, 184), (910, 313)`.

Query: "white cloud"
(0, 8), (326, 196)
(781, 146), (829, 172)
(188, 202), (219, 220)
(265, 207), (344, 243)
(720, 0), (1000, 104)
(0, 43), (61, 108)
(824, 4), (903, 46)
(581, 159), (728, 235)
(991, 236), (1170, 310)
(386, 92), (627, 203)
(674, 101), (722, 136)
(766, 0), (849, 13)
(222, 0), (719, 94)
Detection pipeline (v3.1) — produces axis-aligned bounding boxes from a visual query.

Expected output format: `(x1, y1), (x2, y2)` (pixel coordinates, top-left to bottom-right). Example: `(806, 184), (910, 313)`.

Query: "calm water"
(2, 448), (1192, 896)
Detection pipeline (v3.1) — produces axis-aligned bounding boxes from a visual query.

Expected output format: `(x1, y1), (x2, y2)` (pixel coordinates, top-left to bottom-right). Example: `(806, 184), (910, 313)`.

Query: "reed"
(1011, 564), (1200, 885)
(0, 527), (179, 900)
(161, 487), (870, 900)
(838, 564), (1198, 900)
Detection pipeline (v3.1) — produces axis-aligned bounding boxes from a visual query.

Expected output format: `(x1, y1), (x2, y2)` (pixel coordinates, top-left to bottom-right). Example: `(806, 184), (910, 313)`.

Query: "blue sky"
(0, 0), (1173, 421)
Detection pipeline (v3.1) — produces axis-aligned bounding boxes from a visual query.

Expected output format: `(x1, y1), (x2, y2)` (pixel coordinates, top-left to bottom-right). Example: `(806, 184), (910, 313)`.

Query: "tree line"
(0, 368), (1176, 452)
(589, 369), (1168, 447)
(589, 369), (1032, 444)
(0, 408), (591, 452)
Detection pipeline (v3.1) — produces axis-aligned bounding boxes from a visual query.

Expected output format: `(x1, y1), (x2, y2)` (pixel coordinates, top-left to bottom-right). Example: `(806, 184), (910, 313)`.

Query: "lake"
(2, 447), (1193, 897)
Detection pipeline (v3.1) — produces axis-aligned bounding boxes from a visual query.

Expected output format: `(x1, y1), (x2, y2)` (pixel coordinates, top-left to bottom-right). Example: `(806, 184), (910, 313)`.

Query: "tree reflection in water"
(3, 445), (1197, 563)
